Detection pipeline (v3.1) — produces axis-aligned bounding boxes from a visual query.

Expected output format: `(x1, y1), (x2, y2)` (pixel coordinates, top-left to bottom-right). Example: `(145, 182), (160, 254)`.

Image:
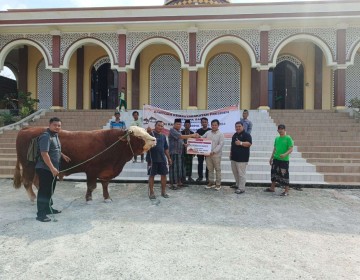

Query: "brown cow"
(13, 126), (156, 202)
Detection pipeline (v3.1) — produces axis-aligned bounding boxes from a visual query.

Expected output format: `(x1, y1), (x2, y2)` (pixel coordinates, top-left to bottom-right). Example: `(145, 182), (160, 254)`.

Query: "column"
(314, 46), (323, 109)
(257, 27), (270, 109)
(76, 47), (84, 109)
(188, 27), (198, 108)
(51, 31), (63, 108)
(334, 26), (347, 109)
(18, 46), (28, 94)
(118, 29), (129, 108)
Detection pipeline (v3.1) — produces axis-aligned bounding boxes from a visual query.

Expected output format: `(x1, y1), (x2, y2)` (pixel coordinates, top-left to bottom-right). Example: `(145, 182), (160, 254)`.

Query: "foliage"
(0, 92), (18, 109)
(349, 97), (360, 109)
(0, 111), (16, 126)
(17, 91), (39, 114)
(19, 107), (31, 119)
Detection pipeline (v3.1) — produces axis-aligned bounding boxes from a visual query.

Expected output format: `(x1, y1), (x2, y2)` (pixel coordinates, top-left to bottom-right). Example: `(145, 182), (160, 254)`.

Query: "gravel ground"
(0, 178), (360, 280)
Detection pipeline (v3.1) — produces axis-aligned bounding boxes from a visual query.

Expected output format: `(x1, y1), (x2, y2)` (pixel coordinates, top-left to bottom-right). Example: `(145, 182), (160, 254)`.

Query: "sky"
(0, 0), (321, 79)
(0, 0), (321, 11)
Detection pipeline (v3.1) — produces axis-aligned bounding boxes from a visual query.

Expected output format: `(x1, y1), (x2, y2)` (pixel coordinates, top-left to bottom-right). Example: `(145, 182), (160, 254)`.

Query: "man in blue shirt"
(110, 111), (126, 130)
(240, 109), (253, 134)
(146, 121), (172, 199)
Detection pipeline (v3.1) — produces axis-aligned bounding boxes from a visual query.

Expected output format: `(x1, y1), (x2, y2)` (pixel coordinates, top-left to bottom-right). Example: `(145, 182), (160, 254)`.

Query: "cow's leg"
(86, 177), (97, 203)
(24, 168), (37, 202)
(101, 181), (112, 203)
(24, 181), (36, 203)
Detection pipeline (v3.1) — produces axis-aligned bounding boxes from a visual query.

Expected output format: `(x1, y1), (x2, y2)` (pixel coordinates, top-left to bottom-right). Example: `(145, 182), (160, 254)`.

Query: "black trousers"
(36, 168), (57, 217)
(197, 155), (209, 180)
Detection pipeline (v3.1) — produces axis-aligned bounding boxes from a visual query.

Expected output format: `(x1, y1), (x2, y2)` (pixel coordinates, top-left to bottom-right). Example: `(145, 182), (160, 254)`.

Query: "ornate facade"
(0, 1), (360, 110)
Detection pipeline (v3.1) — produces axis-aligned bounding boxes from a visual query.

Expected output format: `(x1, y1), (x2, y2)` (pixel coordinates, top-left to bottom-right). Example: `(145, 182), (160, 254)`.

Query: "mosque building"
(0, 0), (359, 111)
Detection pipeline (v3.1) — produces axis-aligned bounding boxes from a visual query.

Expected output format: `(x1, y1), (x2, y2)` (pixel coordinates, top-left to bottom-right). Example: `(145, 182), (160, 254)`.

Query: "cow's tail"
(13, 158), (22, 189)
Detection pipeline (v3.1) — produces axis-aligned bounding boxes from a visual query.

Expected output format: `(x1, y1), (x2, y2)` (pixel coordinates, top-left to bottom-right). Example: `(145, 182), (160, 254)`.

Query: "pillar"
(188, 27), (198, 108)
(51, 31), (63, 108)
(334, 26), (347, 108)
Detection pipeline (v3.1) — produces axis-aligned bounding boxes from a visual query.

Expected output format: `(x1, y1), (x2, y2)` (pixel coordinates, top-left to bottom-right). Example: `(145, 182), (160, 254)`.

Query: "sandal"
(264, 188), (275, 192)
(161, 193), (169, 198)
(280, 192), (289, 196)
(149, 194), (156, 200)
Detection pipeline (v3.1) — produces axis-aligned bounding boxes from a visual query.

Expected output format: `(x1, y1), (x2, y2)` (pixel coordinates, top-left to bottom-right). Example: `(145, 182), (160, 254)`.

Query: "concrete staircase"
(0, 110), (116, 178)
(0, 109), (333, 186)
(269, 110), (360, 185)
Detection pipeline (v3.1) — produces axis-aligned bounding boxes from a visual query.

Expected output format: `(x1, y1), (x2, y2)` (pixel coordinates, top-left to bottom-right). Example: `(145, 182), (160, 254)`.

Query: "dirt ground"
(0, 178), (360, 280)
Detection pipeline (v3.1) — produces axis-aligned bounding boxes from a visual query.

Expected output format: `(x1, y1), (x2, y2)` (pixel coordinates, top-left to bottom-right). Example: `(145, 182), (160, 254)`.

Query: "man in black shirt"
(230, 121), (252, 194)
(196, 117), (211, 183)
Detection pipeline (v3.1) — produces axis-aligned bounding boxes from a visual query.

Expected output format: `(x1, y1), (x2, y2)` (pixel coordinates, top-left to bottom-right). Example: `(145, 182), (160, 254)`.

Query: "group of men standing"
(35, 109), (294, 221)
(146, 109), (294, 199)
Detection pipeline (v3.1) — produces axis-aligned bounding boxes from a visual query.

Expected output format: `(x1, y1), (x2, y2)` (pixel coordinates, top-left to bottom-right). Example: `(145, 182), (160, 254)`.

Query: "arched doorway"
(91, 58), (118, 109)
(269, 57), (304, 109)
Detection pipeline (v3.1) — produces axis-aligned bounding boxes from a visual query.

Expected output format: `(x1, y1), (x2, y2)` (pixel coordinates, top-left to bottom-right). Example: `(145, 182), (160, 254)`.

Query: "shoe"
(214, 185), (221, 191)
(36, 216), (51, 222)
(195, 178), (203, 182)
(230, 184), (237, 189)
(280, 192), (289, 196)
(149, 194), (156, 200)
(46, 208), (61, 214)
(179, 184), (189, 188)
(205, 182), (215, 189)
(187, 177), (195, 183)
(161, 193), (169, 198)
(235, 189), (245, 194)
(294, 187), (303, 191)
(133, 160), (137, 163)
(264, 188), (275, 192)
(169, 185), (178, 190)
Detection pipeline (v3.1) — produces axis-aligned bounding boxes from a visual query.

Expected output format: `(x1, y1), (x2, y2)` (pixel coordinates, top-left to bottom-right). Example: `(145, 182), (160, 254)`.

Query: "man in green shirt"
(264, 124), (294, 196)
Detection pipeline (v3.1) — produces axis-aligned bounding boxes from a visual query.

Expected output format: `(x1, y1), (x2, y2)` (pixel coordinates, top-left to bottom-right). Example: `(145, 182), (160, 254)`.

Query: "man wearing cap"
(181, 119), (195, 183)
(110, 111), (126, 130)
(264, 124), (294, 196)
(168, 119), (199, 189)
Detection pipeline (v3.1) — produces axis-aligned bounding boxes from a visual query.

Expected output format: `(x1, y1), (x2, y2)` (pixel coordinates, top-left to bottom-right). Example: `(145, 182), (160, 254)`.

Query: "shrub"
(349, 97), (360, 109)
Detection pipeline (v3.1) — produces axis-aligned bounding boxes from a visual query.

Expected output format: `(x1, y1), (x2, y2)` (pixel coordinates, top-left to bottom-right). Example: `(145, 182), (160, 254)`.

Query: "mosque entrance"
(91, 60), (118, 109)
(269, 60), (304, 109)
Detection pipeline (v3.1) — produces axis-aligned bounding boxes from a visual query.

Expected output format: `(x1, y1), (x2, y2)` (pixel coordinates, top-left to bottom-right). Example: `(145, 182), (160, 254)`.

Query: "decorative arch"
(277, 54), (303, 69)
(128, 37), (187, 70)
(61, 38), (116, 70)
(199, 35), (258, 69)
(347, 41), (360, 66)
(0, 39), (51, 71)
(270, 34), (335, 68)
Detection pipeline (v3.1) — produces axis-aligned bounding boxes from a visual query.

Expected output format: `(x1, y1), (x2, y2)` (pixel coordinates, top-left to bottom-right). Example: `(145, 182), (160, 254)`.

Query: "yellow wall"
(198, 43), (251, 109)
(27, 46), (42, 104)
(67, 52), (77, 109)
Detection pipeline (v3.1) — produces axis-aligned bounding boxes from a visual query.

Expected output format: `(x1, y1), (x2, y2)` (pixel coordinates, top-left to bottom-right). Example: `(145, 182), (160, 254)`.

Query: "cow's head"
(127, 126), (156, 152)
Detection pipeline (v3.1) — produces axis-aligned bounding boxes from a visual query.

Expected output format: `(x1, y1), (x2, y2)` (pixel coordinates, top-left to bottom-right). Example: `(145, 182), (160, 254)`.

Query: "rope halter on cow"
(59, 129), (134, 174)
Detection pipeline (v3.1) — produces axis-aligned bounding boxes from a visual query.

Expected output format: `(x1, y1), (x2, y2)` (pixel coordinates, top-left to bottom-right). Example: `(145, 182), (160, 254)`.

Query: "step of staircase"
(269, 109), (360, 185)
(0, 109), (347, 186)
